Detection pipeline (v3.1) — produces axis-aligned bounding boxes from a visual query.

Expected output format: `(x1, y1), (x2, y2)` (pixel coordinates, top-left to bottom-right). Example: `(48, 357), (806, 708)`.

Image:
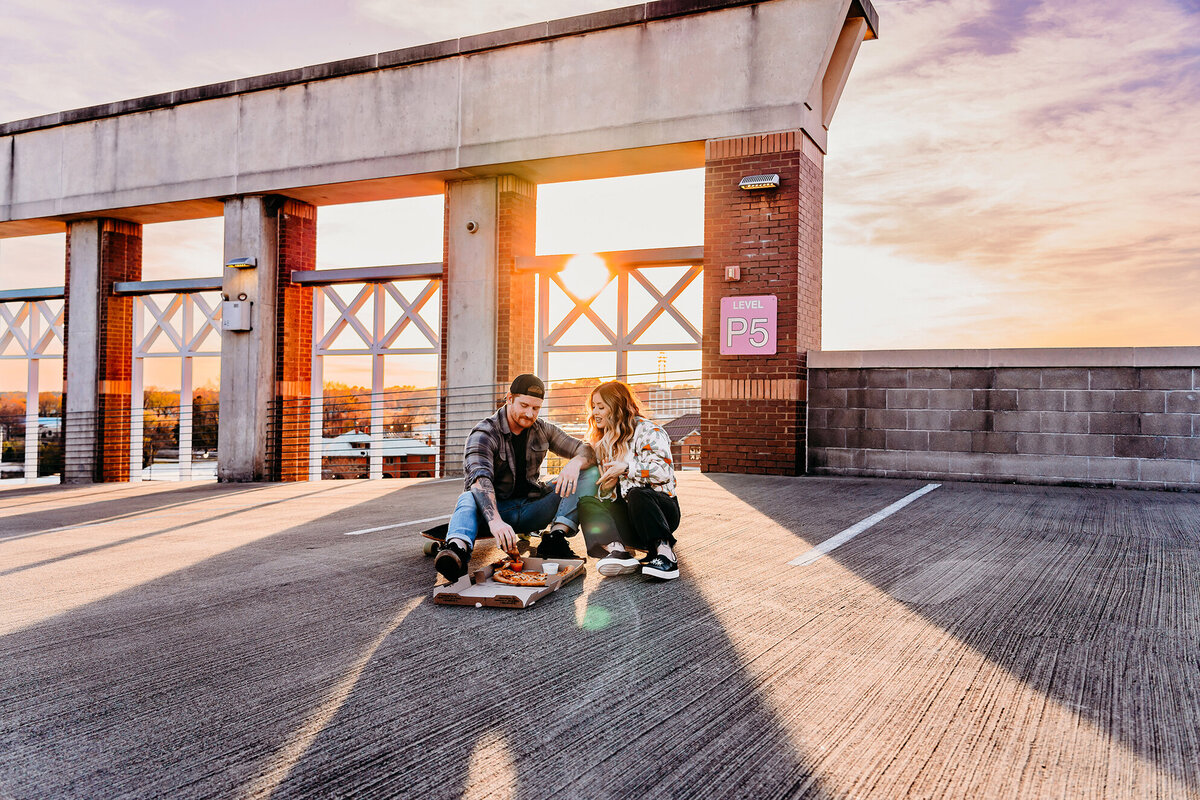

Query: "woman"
(578, 380), (681, 580)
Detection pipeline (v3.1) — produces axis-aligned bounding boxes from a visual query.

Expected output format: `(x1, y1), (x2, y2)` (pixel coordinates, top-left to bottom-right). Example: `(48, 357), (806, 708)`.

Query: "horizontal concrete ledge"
(0, 0), (875, 135)
(809, 347), (1200, 369)
(113, 278), (222, 295)
(0, 286), (65, 301)
(291, 264), (443, 284)
(516, 245), (703, 272)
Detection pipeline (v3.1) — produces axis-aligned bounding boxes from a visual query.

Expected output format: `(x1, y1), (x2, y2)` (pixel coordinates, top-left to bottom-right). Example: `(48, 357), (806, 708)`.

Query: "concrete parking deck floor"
(1, 474), (1198, 800)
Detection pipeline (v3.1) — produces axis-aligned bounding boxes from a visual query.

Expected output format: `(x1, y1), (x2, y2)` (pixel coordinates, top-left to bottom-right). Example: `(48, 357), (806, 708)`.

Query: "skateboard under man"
(420, 522), (542, 557)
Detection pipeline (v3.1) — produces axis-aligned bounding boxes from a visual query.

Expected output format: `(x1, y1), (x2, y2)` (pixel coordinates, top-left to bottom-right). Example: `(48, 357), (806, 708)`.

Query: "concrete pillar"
(439, 175), (537, 474)
(62, 219), (142, 483)
(701, 131), (823, 476)
(218, 195), (318, 482)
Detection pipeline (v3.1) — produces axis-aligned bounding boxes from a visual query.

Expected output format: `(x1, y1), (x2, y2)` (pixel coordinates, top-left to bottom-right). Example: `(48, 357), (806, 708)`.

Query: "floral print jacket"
(598, 417), (677, 501)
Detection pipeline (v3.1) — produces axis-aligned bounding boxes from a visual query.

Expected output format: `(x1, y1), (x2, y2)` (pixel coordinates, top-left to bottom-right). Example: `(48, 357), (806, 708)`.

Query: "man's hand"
(489, 518), (519, 552)
(554, 456), (586, 498)
(471, 476), (516, 551)
(598, 461), (626, 493)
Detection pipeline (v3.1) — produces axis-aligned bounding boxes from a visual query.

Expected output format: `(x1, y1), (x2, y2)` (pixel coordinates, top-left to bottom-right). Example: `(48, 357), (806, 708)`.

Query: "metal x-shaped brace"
(543, 272), (618, 346)
(625, 265), (702, 345)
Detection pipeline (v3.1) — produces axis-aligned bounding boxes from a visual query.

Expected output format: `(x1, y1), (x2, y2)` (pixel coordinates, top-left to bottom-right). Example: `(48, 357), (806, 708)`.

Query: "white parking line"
(789, 483), (941, 567)
(343, 514), (451, 536)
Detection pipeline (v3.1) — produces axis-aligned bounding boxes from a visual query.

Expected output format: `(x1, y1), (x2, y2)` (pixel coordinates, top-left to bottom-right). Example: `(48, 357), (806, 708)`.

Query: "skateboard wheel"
(475, 602), (483, 608)
(423, 541), (439, 557)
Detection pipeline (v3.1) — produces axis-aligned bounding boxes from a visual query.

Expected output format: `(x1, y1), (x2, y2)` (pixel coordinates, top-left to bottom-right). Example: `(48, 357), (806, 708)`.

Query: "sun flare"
(558, 253), (612, 299)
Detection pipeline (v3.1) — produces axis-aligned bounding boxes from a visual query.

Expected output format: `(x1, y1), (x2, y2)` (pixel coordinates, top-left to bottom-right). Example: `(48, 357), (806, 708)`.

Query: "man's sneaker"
(434, 539), (471, 583)
(641, 553), (679, 580)
(596, 548), (640, 577)
(537, 531), (580, 560)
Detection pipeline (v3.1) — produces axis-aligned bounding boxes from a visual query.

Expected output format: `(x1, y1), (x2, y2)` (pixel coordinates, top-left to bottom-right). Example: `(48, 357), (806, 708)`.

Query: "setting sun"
(558, 253), (612, 300)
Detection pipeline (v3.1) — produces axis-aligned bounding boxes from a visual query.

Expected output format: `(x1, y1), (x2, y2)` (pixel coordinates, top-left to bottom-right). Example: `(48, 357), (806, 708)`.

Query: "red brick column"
(63, 219), (142, 482)
(701, 131), (823, 475)
(272, 199), (315, 481)
(495, 176), (537, 384)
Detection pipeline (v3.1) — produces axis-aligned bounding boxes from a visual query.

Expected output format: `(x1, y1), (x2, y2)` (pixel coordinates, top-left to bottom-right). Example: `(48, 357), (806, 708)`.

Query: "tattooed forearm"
(471, 477), (500, 522)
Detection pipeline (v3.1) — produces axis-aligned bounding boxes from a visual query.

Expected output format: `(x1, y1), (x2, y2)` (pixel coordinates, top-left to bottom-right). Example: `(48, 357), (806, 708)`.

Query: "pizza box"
(433, 555), (585, 609)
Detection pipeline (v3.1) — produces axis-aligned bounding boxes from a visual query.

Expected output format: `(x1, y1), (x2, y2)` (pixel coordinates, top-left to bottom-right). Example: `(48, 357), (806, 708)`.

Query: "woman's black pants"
(579, 487), (680, 554)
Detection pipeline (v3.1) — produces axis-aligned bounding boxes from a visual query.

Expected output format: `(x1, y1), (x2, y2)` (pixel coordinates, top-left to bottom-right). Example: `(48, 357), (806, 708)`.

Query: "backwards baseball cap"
(508, 373), (545, 399)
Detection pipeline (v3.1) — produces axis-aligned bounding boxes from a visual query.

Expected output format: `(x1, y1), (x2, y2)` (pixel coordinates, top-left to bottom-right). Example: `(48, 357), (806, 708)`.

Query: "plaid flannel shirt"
(462, 407), (594, 500)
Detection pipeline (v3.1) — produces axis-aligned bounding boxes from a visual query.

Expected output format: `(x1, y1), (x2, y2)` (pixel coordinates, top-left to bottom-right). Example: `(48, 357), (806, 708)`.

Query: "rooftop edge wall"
(808, 348), (1200, 491)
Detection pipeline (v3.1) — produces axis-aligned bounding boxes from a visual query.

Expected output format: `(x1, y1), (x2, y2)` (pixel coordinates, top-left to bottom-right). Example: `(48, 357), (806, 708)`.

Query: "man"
(435, 374), (599, 583)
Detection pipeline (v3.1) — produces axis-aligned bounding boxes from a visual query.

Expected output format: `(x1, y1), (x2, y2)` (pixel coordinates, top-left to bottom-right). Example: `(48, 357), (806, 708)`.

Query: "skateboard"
(420, 523), (540, 557)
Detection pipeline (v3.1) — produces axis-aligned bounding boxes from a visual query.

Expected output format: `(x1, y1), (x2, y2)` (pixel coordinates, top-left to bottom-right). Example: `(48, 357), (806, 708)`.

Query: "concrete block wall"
(808, 349), (1200, 490)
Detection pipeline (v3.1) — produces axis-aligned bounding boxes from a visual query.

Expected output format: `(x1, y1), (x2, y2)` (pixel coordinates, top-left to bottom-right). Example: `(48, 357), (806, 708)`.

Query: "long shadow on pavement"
(706, 473), (1200, 794)
(0, 481), (836, 800)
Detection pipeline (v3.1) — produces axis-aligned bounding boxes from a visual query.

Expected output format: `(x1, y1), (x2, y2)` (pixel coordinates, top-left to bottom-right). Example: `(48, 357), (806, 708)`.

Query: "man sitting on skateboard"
(435, 374), (599, 583)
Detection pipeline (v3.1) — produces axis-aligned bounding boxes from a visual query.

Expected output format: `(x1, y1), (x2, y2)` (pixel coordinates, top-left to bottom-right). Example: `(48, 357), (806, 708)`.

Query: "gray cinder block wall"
(807, 349), (1200, 490)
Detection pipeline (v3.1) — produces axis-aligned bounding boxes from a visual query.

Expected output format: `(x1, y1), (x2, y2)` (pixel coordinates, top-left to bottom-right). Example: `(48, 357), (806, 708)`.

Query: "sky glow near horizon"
(0, 0), (1197, 389)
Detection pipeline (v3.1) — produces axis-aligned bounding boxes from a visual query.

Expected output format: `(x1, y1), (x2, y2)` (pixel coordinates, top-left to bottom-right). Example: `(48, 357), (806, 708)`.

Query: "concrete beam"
(1, 0), (873, 236)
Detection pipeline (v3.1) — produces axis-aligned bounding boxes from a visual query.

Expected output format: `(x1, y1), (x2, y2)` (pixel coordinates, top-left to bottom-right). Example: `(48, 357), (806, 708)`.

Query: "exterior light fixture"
(225, 257), (257, 269)
(738, 174), (780, 190)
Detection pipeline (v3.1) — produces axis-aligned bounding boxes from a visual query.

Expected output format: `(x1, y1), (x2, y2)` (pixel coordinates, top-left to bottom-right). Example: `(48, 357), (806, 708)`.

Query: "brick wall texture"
(272, 199), (316, 481)
(62, 219), (142, 482)
(439, 193), (451, 473)
(495, 176), (537, 384)
(808, 367), (1200, 490)
(701, 131), (821, 475)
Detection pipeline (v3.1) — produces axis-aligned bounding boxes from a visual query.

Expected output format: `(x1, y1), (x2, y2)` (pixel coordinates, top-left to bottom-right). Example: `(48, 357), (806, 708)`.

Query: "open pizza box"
(433, 555), (586, 609)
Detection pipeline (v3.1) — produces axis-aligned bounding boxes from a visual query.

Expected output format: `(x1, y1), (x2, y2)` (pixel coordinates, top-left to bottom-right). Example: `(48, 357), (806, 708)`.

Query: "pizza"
(494, 567), (547, 587)
(490, 555), (548, 587)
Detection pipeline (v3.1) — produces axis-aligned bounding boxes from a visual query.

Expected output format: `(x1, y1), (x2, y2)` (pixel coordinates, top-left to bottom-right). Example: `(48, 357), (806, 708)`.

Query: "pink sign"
(720, 295), (777, 355)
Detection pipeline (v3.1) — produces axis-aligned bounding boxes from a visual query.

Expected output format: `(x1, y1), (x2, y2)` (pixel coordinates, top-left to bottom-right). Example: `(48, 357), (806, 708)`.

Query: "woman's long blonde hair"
(586, 380), (645, 464)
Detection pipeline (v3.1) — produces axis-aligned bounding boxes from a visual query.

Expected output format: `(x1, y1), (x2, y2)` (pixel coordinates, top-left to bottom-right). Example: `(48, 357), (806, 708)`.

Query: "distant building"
(322, 431), (436, 479)
(647, 387), (700, 421)
(662, 413), (701, 470)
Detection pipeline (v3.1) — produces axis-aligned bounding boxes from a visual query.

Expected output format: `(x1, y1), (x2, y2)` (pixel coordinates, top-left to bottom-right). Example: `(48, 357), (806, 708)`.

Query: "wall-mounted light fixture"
(225, 257), (257, 269)
(738, 174), (780, 190)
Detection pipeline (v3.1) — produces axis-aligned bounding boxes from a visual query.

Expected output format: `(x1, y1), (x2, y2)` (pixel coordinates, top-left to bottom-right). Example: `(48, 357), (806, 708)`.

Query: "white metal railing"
(0, 296), (64, 481)
(131, 291), (222, 480)
(520, 247), (704, 380)
(309, 278), (442, 480)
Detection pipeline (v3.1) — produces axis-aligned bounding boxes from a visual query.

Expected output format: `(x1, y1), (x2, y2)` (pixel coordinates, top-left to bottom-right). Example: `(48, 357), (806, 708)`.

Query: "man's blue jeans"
(447, 466), (599, 548)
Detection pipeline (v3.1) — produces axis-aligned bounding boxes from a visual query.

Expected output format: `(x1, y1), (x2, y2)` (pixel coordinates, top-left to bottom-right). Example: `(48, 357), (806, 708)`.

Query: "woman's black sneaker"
(434, 539), (471, 583)
(641, 553), (679, 580)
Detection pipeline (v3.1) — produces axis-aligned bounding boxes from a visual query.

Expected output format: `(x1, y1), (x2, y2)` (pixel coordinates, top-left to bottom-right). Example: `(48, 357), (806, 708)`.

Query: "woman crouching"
(579, 380), (681, 580)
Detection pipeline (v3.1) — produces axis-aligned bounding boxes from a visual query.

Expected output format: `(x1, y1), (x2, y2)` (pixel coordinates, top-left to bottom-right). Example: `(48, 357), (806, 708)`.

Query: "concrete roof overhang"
(0, 0), (877, 238)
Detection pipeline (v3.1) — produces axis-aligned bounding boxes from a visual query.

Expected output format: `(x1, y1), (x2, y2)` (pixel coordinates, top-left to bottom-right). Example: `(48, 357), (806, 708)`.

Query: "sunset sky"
(1, 0), (1197, 364)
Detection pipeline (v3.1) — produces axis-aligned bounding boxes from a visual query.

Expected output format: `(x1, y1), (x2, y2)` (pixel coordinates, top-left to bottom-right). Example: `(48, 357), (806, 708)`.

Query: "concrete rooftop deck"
(2, 474), (1198, 799)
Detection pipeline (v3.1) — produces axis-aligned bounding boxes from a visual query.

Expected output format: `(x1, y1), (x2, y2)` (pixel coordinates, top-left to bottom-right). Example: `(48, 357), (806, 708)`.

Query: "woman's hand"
(598, 461), (626, 492)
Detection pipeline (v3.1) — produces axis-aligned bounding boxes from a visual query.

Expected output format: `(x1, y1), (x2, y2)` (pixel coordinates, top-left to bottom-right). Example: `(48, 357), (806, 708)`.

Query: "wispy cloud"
(824, 0), (1200, 348)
